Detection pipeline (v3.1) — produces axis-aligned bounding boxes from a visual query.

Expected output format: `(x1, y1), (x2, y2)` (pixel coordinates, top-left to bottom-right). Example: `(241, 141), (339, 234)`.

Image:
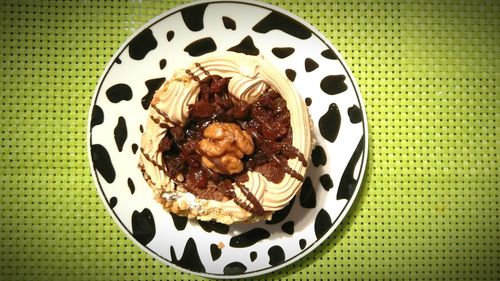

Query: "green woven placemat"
(1, 0), (498, 280)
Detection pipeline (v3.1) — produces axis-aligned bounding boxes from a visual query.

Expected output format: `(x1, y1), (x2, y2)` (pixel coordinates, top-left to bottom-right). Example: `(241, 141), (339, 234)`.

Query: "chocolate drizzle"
(140, 148), (164, 170)
(149, 114), (169, 129)
(186, 63), (212, 82)
(195, 62), (211, 76)
(185, 69), (200, 82)
(234, 182), (265, 216)
(150, 115), (162, 125)
(271, 154), (303, 181)
(151, 104), (172, 122)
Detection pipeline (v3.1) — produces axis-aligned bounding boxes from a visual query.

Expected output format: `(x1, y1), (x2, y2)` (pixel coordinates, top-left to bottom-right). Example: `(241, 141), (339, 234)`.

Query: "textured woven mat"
(1, 0), (498, 280)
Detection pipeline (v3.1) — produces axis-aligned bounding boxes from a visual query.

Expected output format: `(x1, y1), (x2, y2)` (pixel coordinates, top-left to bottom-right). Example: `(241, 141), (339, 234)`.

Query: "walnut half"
(197, 122), (254, 175)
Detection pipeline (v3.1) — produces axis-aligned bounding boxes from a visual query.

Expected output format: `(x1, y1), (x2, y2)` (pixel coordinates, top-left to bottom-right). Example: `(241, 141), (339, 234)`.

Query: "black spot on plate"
(314, 209), (332, 240)
(114, 117), (127, 152)
(312, 145), (327, 167)
(250, 251), (257, 262)
(184, 37), (217, 57)
(106, 83), (132, 103)
(320, 174), (333, 191)
(337, 136), (364, 200)
(230, 228), (270, 248)
(139, 125), (144, 133)
(321, 49), (338, 60)
(131, 143), (138, 154)
(348, 104), (363, 123)
(167, 30), (174, 41)
(131, 208), (156, 246)
(227, 35), (259, 56)
(171, 213), (188, 231)
(181, 3), (208, 32)
(299, 239), (307, 250)
(142, 77), (166, 110)
(223, 262), (247, 275)
(320, 75), (348, 95)
(271, 47), (294, 59)
(305, 58), (319, 72)
(129, 28), (157, 60)
(170, 238), (206, 273)
(115, 57), (122, 64)
(281, 221), (294, 235)
(222, 16), (236, 30)
(210, 244), (221, 261)
(109, 197), (117, 208)
(266, 197), (295, 225)
(319, 103), (341, 143)
(90, 105), (104, 128)
(90, 144), (116, 183)
(253, 11), (311, 39)
(268, 245), (285, 266)
(197, 220), (230, 234)
(285, 69), (296, 82)
(159, 59), (166, 70)
(127, 178), (135, 194)
(305, 97), (312, 106)
(299, 177), (316, 208)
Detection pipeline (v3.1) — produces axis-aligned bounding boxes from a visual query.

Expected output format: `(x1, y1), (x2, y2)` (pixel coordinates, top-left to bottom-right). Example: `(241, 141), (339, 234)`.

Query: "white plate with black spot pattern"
(87, 0), (368, 278)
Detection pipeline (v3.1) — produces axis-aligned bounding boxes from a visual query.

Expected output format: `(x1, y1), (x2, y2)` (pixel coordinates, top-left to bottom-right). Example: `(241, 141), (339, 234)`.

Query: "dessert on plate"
(139, 52), (313, 224)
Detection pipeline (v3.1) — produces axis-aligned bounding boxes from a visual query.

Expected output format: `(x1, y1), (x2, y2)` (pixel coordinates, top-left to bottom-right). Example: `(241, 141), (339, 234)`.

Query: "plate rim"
(86, 0), (369, 278)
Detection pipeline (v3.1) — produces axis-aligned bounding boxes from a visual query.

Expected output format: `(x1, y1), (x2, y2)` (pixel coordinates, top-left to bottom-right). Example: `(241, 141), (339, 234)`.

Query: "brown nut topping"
(197, 122), (254, 175)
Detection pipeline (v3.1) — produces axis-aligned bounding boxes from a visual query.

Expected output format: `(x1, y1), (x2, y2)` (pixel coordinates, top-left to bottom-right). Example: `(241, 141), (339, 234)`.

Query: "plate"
(87, 0), (368, 278)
